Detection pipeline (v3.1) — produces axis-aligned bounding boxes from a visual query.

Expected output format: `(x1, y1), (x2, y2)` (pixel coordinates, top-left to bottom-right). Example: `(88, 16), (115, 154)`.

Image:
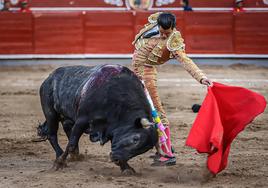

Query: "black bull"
(38, 64), (158, 173)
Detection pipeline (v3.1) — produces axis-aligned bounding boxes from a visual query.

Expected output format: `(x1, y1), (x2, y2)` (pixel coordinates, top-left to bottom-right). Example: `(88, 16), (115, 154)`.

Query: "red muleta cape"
(186, 82), (266, 174)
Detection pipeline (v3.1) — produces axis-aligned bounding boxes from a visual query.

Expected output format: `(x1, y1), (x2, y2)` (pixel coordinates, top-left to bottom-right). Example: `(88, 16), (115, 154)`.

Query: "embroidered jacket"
(132, 12), (207, 83)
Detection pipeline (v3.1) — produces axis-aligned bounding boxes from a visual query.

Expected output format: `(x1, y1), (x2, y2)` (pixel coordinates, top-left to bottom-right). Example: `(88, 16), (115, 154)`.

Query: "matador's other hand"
(201, 78), (213, 87)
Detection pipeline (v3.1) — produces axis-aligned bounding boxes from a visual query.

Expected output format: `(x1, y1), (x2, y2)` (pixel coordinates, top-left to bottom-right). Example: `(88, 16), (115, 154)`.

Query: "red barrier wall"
(0, 12), (33, 54)
(190, 0), (268, 8)
(0, 10), (268, 55)
(242, 0), (268, 7)
(190, 0), (234, 8)
(30, 0), (125, 7)
(34, 12), (84, 54)
(28, 0), (268, 8)
(235, 12), (268, 54)
(183, 12), (234, 53)
(84, 11), (134, 53)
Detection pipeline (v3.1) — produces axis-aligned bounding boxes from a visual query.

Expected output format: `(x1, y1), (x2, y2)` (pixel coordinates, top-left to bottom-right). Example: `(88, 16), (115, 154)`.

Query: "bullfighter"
(132, 12), (213, 166)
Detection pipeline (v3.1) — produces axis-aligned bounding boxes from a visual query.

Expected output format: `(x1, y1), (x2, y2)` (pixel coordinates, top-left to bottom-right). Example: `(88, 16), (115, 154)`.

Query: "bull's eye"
(132, 136), (139, 144)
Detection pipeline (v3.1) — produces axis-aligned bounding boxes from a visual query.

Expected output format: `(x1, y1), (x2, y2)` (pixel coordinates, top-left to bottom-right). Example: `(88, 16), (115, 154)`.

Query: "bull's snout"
(109, 152), (121, 165)
(110, 150), (129, 163)
(89, 132), (100, 142)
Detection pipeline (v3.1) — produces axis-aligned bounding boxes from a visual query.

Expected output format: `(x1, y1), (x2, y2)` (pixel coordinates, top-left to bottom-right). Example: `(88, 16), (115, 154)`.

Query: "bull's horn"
(140, 118), (153, 128)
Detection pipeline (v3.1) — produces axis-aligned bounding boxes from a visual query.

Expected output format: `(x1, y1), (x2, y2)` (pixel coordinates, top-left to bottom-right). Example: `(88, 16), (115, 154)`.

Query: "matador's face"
(159, 26), (173, 39)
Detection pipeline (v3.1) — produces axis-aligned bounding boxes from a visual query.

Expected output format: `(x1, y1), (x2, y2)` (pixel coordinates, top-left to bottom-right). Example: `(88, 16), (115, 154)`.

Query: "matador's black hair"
(157, 12), (176, 30)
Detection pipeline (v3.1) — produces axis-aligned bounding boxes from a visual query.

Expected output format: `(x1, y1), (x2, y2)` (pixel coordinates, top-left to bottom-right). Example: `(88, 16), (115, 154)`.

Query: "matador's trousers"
(132, 52), (173, 157)
(142, 66), (169, 125)
(132, 49), (170, 125)
(142, 66), (173, 157)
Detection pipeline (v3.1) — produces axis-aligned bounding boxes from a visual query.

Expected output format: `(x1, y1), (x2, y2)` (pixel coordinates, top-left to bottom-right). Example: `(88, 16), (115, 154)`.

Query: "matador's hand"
(201, 78), (213, 87)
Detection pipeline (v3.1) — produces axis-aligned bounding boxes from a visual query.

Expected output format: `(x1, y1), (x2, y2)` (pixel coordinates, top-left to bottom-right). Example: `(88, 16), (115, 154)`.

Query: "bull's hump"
(78, 64), (125, 104)
(83, 64), (124, 89)
(100, 64), (124, 71)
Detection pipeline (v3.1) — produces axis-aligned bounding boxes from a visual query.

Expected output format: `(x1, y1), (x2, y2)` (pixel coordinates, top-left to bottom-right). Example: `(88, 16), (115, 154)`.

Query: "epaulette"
(132, 12), (162, 45)
(148, 12), (162, 24)
(167, 31), (185, 52)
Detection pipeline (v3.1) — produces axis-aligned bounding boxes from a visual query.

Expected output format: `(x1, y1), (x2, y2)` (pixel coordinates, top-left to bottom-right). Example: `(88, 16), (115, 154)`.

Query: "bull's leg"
(62, 119), (80, 160)
(40, 92), (63, 160)
(47, 117), (63, 159)
(117, 161), (136, 175)
(54, 118), (88, 169)
(62, 119), (73, 139)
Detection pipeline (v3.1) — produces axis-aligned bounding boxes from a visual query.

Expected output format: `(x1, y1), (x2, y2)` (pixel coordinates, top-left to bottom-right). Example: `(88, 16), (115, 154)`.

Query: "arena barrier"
(0, 10), (268, 57)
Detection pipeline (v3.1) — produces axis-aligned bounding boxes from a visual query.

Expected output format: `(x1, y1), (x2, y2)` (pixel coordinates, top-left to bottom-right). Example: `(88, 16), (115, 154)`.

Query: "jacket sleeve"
(167, 31), (207, 83)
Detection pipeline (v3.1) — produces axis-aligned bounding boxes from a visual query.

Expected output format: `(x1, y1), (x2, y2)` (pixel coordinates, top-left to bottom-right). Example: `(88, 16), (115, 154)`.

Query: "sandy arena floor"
(0, 63), (267, 188)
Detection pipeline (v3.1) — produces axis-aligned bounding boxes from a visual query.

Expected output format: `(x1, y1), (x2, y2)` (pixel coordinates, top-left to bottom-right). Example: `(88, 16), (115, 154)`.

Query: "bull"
(38, 64), (158, 174)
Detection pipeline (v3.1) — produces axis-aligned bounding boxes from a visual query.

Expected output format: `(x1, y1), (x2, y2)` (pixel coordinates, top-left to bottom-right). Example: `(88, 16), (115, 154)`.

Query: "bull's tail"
(32, 121), (49, 142)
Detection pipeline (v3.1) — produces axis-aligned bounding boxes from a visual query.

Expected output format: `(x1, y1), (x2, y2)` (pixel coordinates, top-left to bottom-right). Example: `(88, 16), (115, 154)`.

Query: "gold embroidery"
(174, 51), (207, 82)
(135, 38), (148, 50)
(147, 39), (167, 64)
(148, 12), (162, 24)
(133, 23), (157, 45)
(148, 53), (159, 63)
(167, 31), (185, 52)
(132, 12), (162, 45)
(151, 46), (162, 57)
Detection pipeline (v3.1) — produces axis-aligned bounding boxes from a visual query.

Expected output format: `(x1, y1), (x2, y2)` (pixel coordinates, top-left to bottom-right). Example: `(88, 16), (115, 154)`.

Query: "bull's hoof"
(53, 158), (67, 170)
(31, 137), (47, 142)
(121, 168), (136, 176)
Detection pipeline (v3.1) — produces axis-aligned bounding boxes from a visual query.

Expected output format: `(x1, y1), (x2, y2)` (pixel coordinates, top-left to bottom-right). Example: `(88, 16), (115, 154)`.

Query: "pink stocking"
(161, 126), (174, 157)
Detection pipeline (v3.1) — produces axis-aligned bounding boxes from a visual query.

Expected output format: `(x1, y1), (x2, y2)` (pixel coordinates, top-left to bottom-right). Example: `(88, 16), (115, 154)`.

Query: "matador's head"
(157, 12), (176, 39)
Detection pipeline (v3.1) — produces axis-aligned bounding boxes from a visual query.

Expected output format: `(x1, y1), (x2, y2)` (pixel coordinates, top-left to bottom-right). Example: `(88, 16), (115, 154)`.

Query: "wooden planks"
(235, 12), (268, 54)
(84, 11), (134, 53)
(0, 10), (268, 55)
(0, 12), (33, 54)
(153, 0), (268, 8)
(29, 0), (125, 7)
(184, 12), (233, 53)
(34, 12), (84, 53)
